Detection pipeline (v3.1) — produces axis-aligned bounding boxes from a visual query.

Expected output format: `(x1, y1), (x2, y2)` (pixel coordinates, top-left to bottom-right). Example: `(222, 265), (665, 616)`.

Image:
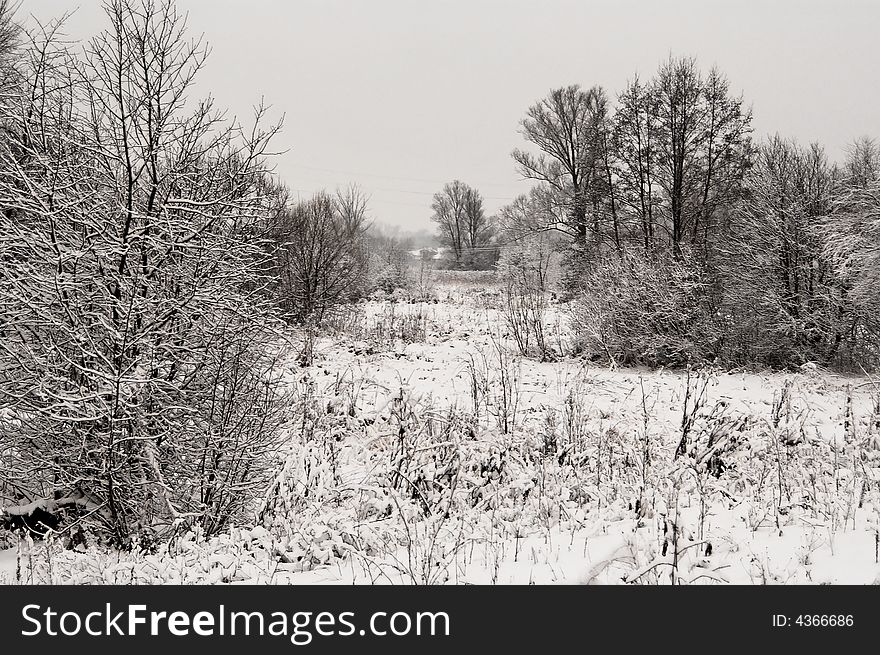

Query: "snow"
(3, 277), (880, 585)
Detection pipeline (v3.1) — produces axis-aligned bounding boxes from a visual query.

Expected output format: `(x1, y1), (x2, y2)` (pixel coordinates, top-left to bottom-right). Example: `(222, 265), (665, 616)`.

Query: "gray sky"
(38, 0), (880, 232)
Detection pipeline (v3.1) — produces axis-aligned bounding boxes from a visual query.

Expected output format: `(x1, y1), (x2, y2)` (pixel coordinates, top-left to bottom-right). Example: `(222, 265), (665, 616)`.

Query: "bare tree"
(654, 56), (706, 255)
(724, 136), (844, 365)
(0, 0), (287, 543)
(334, 183), (372, 297)
(653, 56), (752, 257)
(430, 179), (467, 260)
(498, 193), (559, 292)
(497, 194), (561, 360)
(843, 136), (880, 189)
(823, 143), (880, 362)
(462, 184), (491, 250)
(512, 84), (607, 246)
(335, 183), (372, 237)
(0, 0), (19, 83)
(431, 179), (494, 265)
(594, 90), (622, 251)
(614, 75), (661, 252)
(273, 190), (369, 330)
(693, 66), (753, 249)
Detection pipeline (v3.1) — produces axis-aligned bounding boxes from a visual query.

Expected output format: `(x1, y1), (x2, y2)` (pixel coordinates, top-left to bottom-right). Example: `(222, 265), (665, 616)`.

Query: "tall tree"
(334, 183), (372, 297)
(594, 90), (622, 251)
(654, 56), (705, 254)
(614, 75), (661, 252)
(653, 56), (752, 257)
(431, 179), (466, 260)
(693, 65), (753, 248)
(512, 84), (606, 246)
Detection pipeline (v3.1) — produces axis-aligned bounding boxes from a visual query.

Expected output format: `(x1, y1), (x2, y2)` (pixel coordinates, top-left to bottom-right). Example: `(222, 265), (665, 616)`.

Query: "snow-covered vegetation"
(1, 0), (879, 586)
(4, 276), (880, 585)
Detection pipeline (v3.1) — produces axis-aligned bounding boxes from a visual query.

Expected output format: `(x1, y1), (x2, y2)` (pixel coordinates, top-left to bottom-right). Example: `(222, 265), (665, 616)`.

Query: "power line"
(288, 187), (427, 208)
(290, 176), (520, 202)
(370, 186), (517, 201)
(287, 162), (527, 191)
(290, 176), (520, 204)
(365, 198), (433, 208)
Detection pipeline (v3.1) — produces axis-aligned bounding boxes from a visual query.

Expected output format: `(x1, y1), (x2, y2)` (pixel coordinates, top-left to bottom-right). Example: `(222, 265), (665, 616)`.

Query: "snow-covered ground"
(3, 276), (880, 585)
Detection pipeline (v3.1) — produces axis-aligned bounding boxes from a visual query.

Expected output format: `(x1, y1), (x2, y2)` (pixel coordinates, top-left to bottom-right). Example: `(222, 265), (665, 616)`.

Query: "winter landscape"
(1, 1), (880, 586)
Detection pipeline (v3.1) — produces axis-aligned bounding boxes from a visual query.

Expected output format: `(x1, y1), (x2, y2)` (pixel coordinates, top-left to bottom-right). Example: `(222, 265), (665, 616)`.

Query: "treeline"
(503, 57), (880, 370)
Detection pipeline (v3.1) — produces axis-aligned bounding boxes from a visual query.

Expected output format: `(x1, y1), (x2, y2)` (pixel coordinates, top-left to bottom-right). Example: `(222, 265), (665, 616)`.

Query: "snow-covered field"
(3, 274), (880, 585)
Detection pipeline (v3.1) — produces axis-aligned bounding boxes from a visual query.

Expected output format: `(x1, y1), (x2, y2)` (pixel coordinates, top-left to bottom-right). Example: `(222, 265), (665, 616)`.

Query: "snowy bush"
(569, 248), (720, 367)
(0, 0), (290, 545)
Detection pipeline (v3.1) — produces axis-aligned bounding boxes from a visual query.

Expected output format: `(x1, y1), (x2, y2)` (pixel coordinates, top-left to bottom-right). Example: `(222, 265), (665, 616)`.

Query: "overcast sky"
(37, 0), (880, 232)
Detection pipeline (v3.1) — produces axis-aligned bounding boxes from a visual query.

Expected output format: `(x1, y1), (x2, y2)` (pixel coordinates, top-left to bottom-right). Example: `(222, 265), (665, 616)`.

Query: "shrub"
(569, 249), (720, 367)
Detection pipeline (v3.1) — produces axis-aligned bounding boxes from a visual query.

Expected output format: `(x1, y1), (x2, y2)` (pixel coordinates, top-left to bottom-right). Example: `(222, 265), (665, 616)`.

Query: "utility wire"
(287, 162), (527, 193)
